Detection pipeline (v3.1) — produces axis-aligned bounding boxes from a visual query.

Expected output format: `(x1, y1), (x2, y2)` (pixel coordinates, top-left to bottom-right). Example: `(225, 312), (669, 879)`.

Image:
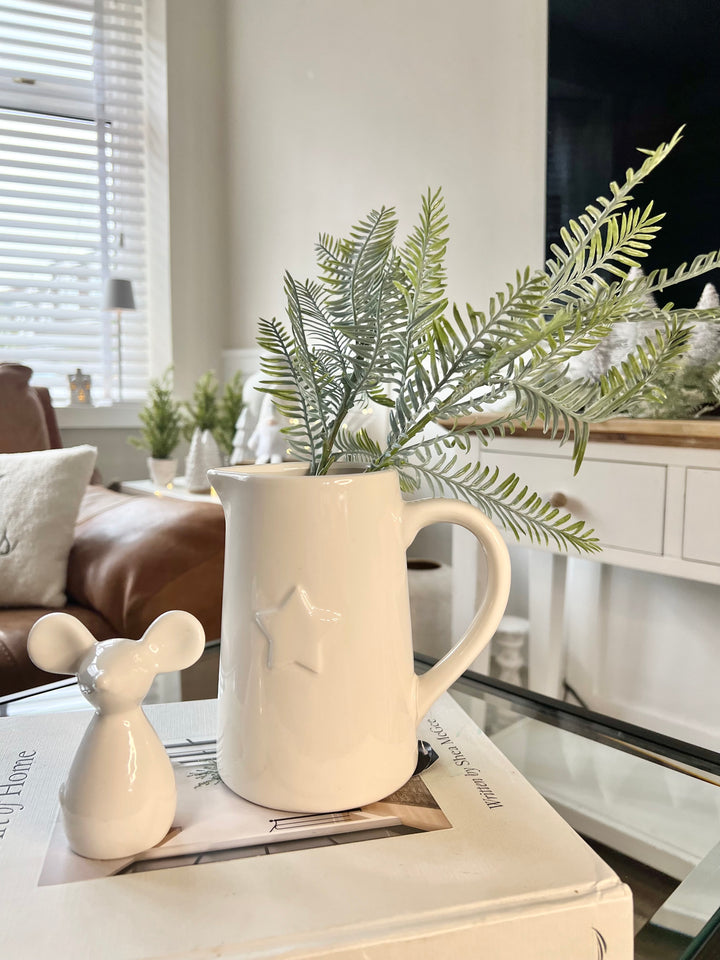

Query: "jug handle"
(403, 498), (512, 721)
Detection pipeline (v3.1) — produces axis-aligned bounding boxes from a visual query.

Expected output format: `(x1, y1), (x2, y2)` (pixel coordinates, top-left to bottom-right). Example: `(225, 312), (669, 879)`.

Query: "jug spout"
(207, 467), (239, 508)
(208, 463), (310, 508)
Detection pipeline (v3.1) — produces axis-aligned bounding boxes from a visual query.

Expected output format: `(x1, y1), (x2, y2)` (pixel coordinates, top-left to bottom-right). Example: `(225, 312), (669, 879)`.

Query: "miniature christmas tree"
(183, 371), (219, 439)
(215, 372), (244, 460)
(129, 368), (182, 460)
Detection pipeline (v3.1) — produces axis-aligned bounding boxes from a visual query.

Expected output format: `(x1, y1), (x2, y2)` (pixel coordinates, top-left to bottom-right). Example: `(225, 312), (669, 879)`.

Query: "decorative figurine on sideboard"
(183, 371), (223, 492)
(230, 371), (265, 463)
(27, 610), (205, 860)
(230, 372), (288, 464)
(68, 367), (92, 405)
(248, 392), (287, 464)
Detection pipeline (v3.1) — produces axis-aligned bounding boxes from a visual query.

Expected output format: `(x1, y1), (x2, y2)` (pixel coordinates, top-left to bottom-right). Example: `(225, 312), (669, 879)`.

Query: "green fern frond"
(256, 317), (323, 468)
(334, 427), (383, 463)
(397, 187), (449, 338)
(317, 207), (406, 397)
(255, 129), (720, 556)
(292, 278), (350, 375)
(318, 206), (399, 332)
(622, 306), (720, 326)
(644, 250), (720, 295)
(544, 128), (683, 303)
(395, 451), (600, 553)
(386, 269), (548, 444)
(401, 427), (493, 459)
(284, 273), (333, 435)
(381, 189), (451, 427)
(477, 316), (691, 470)
(546, 201), (664, 301)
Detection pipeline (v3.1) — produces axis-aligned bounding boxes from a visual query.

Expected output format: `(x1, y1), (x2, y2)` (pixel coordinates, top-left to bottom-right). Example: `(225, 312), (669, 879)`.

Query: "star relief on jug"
(255, 584), (341, 674)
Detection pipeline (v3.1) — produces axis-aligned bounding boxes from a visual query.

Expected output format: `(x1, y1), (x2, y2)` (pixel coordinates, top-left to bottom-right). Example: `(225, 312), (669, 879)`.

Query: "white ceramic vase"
(186, 427), (222, 492)
(208, 463), (511, 813)
(147, 456), (177, 489)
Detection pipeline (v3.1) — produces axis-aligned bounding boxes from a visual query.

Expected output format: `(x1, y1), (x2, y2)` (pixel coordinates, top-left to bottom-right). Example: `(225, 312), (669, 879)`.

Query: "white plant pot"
(186, 428), (222, 493)
(147, 456), (177, 489)
(207, 463), (511, 813)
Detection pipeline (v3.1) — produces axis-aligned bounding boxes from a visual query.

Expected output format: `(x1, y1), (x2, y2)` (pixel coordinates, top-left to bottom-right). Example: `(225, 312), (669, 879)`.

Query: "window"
(0, 0), (148, 403)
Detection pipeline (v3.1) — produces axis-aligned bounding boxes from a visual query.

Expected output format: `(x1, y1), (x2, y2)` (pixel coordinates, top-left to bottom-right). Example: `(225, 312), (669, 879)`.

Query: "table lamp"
(103, 277), (135, 401)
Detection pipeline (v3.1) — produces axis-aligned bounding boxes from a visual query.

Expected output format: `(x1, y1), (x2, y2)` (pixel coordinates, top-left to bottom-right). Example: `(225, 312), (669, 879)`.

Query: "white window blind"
(0, 0), (148, 403)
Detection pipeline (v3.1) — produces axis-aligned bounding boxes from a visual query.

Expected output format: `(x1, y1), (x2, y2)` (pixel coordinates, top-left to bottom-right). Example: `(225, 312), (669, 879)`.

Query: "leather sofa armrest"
(66, 486), (225, 642)
(34, 386), (102, 483)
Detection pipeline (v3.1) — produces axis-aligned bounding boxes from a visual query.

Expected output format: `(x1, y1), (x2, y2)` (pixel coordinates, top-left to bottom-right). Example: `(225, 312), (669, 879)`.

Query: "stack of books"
(0, 693), (632, 958)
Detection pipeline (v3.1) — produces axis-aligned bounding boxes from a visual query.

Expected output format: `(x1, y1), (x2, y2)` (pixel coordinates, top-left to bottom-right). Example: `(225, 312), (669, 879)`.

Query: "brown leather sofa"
(0, 363), (225, 696)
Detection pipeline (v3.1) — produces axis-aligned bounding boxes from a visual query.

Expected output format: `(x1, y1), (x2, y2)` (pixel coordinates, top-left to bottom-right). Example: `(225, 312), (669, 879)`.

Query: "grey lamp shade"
(103, 277), (135, 311)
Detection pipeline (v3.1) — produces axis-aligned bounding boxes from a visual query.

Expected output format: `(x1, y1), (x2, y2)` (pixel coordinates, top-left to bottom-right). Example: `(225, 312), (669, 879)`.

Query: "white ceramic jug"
(208, 463), (511, 813)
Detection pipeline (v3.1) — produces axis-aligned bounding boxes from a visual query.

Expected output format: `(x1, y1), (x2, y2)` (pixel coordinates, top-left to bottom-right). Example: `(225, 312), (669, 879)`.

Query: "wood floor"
(585, 837), (679, 933)
(583, 837), (696, 959)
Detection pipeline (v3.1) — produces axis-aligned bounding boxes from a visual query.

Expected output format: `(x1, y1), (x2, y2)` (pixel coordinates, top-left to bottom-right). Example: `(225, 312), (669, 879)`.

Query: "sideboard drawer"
(683, 469), (720, 564)
(481, 451), (666, 554)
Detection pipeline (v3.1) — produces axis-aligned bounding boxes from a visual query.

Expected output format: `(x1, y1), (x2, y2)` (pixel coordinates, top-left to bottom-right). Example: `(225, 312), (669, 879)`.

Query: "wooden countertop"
(439, 415), (720, 450)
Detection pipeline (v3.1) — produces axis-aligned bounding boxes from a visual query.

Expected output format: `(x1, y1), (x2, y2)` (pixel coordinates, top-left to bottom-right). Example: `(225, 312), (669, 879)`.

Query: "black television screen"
(547, 0), (720, 307)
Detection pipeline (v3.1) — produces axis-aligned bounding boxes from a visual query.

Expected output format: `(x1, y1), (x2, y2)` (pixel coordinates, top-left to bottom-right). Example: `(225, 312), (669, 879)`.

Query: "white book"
(0, 693), (632, 959)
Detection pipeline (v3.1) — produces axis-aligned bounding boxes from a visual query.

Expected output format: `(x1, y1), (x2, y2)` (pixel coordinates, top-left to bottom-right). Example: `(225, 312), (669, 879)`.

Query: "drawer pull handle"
(549, 492), (567, 508)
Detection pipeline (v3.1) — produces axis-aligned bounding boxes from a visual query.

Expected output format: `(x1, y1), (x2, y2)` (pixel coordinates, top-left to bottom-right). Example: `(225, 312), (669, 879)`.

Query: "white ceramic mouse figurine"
(27, 610), (205, 860)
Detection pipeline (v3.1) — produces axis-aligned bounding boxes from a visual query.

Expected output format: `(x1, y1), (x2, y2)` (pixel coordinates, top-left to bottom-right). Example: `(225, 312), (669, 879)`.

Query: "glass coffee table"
(4, 659), (719, 959)
(412, 656), (720, 960)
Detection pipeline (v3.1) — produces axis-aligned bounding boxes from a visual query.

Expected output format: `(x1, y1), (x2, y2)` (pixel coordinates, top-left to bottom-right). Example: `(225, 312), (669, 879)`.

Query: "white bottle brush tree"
(183, 371), (223, 490)
(257, 129), (720, 553)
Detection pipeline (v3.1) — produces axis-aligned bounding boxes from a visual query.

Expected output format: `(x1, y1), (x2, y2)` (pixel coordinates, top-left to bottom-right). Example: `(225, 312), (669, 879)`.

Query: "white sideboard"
(451, 422), (720, 710)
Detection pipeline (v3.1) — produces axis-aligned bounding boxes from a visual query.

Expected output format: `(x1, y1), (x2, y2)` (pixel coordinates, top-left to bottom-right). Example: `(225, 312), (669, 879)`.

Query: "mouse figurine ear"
(138, 610), (205, 676)
(28, 612), (97, 677)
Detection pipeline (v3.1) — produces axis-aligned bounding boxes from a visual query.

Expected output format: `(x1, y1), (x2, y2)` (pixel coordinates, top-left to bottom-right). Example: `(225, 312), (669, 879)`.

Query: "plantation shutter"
(0, 0), (148, 403)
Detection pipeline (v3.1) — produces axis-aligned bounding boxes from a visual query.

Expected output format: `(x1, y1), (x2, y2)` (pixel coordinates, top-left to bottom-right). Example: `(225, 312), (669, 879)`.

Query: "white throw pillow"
(0, 445), (97, 607)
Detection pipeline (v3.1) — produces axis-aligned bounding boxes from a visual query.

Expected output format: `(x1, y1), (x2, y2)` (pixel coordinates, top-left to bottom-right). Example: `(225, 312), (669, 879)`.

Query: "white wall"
(223, 0), (548, 346)
(564, 560), (720, 750)
(165, 0), (229, 397)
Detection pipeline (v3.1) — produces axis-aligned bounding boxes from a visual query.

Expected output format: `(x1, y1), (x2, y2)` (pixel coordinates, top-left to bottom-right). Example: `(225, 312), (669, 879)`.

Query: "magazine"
(38, 736), (451, 885)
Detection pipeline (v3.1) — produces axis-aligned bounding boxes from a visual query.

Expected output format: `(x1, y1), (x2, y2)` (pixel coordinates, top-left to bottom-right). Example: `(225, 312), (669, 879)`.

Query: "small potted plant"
(214, 372), (244, 465)
(183, 371), (222, 492)
(129, 369), (183, 488)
